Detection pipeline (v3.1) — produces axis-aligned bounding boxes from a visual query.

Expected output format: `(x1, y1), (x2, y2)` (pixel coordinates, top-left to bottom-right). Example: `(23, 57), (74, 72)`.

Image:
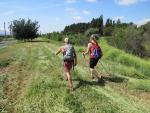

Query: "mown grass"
(0, 38), (150, 113)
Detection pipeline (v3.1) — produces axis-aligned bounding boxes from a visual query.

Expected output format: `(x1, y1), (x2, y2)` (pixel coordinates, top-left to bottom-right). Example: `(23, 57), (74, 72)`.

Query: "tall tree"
(99, 15), (104, 35)
(11, 18), (40, 41)
(117, 19), (121, 25)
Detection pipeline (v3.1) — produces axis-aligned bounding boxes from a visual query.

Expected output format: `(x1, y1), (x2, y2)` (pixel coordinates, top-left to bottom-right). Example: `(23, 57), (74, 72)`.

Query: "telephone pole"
(4, 22), (7, 40)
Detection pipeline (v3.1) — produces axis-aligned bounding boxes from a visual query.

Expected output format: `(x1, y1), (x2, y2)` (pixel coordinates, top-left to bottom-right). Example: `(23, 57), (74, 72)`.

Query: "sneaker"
(91, 76), (95, 79)
(66, 87), (74, 93)
(70, 87), (74, 92)
(97, 77), (105, 85)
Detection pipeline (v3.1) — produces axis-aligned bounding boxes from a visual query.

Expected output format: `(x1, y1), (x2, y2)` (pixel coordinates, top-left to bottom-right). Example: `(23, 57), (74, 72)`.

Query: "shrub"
(46, 32), (64, 41)
(104, 26), (114, 36)
(85, 28), (99, 37)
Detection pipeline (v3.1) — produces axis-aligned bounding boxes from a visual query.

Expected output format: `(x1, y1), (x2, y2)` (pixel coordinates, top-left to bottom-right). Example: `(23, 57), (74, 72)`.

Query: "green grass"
(100, 39), (150, 79)
(128, 79), (150, 92)
(0, 38), (150, 113)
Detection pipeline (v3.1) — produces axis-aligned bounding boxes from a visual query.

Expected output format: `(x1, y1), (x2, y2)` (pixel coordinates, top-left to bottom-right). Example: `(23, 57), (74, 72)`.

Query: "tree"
(99, 15), (104, 35)
(11, 18), (40, 41)
(105, 18), (113, 27)
(117, 19), (121, 25)
(104, 26), (114, 36)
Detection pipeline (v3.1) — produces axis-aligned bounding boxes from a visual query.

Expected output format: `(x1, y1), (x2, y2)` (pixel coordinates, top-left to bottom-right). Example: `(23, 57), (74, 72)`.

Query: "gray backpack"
(63, 44), (75, 61)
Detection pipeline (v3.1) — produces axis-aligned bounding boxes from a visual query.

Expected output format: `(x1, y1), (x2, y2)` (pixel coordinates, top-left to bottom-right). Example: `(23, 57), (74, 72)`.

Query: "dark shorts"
(64, 60), (73, 72)
(90, 58), (100, 69)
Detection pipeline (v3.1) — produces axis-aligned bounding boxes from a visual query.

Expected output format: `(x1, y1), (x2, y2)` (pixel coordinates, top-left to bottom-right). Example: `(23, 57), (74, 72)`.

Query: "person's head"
(90, 34), (97, 43)
(64, 37), (70, 44)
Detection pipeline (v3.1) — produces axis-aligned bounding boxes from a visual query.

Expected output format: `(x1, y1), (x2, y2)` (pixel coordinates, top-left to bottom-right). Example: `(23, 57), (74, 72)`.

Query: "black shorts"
(90, 58), (100, 69)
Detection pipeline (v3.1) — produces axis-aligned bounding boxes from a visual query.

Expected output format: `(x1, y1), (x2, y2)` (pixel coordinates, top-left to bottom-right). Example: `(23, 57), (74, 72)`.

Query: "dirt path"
(0, 40), (17, 48)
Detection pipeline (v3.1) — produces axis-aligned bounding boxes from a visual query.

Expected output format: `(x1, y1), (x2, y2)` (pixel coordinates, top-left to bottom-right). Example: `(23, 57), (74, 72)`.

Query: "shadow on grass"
(73, 75), (128, 91)
(102, 76), (128, 83)
(74, 78), (105, 91)
(28, 40), (50, 43)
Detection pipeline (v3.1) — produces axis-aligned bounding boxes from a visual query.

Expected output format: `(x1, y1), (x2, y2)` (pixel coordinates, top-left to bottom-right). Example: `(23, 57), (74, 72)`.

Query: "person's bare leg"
(66, 71), (73, 90)
(90, 68), (101, 79)
(90, 69), (95, 79)
(64, 70), (68, 81)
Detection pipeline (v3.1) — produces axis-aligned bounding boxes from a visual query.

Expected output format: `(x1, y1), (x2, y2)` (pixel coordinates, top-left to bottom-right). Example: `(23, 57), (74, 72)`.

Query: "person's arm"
(55, 47), (62, 55)
(72, 47), (77, 66)
(83, 43), (91, 56)
(74, 51), (77, 66)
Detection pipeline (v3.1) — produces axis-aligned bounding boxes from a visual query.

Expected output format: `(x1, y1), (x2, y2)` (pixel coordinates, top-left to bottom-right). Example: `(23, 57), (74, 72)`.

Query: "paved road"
(0, 40), (17, 48)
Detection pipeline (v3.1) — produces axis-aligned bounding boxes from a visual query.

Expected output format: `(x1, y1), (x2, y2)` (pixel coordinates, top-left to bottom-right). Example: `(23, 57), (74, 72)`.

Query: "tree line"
(63, 15), (133, 35)
(63, 15), (150, 58)
(9, 16), (150, 58)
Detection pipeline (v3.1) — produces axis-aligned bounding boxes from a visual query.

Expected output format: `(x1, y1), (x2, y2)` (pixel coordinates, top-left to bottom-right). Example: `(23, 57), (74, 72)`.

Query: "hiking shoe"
(66, 87), (74, 93)
(97, 77), (105, 85)
(70, 87), (74, 92)
(91, 76), (95, 79)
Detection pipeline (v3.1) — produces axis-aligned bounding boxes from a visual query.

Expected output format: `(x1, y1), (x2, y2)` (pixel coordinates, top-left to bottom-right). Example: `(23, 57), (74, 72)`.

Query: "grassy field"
(0, 38), (150, 113)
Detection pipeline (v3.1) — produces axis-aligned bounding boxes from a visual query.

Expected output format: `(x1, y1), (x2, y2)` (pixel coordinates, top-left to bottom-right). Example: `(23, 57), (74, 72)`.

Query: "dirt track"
(0, 40), (17, 48)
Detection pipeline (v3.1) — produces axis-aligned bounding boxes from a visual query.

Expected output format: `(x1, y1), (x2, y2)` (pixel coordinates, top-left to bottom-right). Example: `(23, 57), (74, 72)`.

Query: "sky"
(0, 0), (150, 34)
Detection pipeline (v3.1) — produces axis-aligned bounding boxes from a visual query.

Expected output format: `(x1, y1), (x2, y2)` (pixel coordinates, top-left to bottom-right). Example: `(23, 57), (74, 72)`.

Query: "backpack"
(63, 44), (75, 61)
(90, 43), (102, 59)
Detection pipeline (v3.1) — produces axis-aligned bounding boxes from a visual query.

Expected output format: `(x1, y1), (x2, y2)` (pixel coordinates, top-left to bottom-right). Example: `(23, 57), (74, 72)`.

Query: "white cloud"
(73, 16), (83, 21)
(114, 16), (125, 21)
(86, 0), (97, 3)
(115, 0), (148, 6)
(65, 7), (78, 15)
(66, 8), (91, 16)
(65, 0), (76, 4)
(115, 0), (137, 6)
(65, 8), (90, 22)
(135, 18), (150, 27)
(82, 10), (91, 15)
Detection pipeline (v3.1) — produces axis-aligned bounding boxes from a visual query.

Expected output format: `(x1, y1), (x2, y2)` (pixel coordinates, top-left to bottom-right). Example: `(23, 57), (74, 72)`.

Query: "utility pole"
(4, 22), (7, 40)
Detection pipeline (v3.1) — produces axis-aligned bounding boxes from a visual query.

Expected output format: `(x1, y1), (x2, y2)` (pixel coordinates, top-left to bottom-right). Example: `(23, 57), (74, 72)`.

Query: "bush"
(11, 18), (40, 41)
(85, 28), (99, 37)
(105, 23), (150, 58)
(45, 32), (64, 41)
(104, 26), (114, 36)
(45, 32), (89, 46)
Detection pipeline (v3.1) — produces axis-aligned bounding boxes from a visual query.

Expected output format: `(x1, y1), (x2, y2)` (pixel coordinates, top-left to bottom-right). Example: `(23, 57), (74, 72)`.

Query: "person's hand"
(82, 53), (86, 58)
(82, 51), (85, 57)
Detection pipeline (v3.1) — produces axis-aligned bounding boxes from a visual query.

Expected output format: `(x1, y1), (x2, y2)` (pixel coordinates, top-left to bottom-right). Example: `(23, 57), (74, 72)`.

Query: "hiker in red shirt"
(55, 37), (77, 91)
(83, 35), (104, 83)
